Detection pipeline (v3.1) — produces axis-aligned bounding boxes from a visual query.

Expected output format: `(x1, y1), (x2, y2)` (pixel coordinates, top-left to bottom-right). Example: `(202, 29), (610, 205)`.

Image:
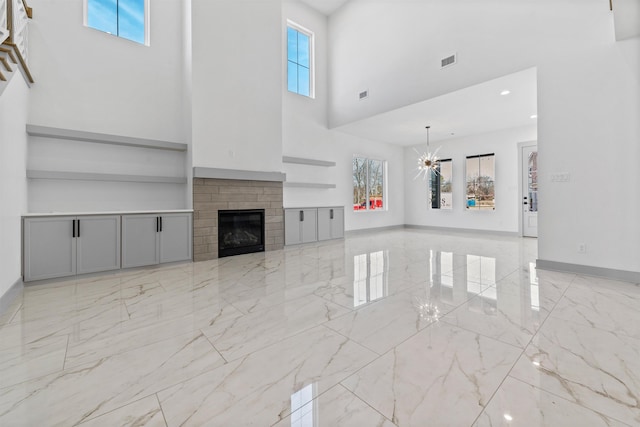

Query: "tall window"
(86, 0), (147, 45)
(466, 154), (495, 210)
(287, 22), (313, 97)
(430, 159), (453, 209)
(353, 157), (385, 211)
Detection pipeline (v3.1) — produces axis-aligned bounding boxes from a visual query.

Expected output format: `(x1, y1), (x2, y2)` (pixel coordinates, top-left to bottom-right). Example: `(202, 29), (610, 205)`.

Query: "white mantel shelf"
(26, 124), (188, 152)
(282, 156), (336, 167)
(194, 167), (286, 182)
(27, 170), (187, 184)
(283, 182), (336, 189)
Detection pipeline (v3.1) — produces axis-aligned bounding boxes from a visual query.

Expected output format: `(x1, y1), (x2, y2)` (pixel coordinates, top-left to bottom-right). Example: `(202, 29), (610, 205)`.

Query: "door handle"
(300, 210), (304, 221)
(330, 209), (334, 219)
(77, 219), (80, 237)
(159, 216), (163, 232)
(72, 219), (76, 238)
(156, 216), (159, 232)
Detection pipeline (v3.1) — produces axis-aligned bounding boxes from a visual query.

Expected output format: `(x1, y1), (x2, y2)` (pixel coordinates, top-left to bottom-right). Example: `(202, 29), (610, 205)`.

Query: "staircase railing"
(1, 0), (33, 83)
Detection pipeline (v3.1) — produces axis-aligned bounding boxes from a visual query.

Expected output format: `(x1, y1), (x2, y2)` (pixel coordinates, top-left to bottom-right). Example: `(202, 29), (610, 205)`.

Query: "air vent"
(359, 90), (369, 100)
(441, 54), (457, 68)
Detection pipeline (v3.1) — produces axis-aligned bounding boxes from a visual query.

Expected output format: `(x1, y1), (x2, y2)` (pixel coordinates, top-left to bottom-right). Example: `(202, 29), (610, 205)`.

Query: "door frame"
(517, 140), (538, 237)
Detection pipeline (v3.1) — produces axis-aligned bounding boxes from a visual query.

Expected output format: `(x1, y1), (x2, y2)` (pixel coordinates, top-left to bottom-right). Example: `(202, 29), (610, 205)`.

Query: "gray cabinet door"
(284, 209), (302, 245)
(23, 217), (76, 281)
(76, 215), (121, 275)
(317, 208), (345, 241)
(317, 208), (332, 241)
(300, 209), (317, 243)
(331, 208), (345, 239)
(159, 213), (192, 263)
(122, 215), (159, 268)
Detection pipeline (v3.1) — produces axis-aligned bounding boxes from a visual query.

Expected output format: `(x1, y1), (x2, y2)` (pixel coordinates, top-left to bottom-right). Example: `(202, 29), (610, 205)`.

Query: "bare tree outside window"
(466, 154), (495, 210)
(353, 157), (385, 211)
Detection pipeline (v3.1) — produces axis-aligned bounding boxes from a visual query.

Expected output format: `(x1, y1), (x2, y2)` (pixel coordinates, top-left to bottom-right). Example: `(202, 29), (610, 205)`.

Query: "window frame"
(353, 156), (387, 212)
(84, 0), (150, 46)
(286, 20), (315, 98)
(465, 153), (496, 211)
(430, 158), (453, 210)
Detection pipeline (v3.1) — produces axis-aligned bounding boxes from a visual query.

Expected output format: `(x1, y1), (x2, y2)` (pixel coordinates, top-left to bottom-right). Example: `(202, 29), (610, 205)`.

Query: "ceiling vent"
(441, 53), (457, 68)
(359, 90), (369, 100)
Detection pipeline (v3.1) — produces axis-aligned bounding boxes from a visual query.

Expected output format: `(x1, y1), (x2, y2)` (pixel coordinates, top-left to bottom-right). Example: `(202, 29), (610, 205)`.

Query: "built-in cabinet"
(284, 207), (344, 245)
(23, 211), (192, 282)
(23, 215), (121, 281)
(285, 208), (318, 245)
(317, 207), (345, 241)
(122, 213), (192, 268)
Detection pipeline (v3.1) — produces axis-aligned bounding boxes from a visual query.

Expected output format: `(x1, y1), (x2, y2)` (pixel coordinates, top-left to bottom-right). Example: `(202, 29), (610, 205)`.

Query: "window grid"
(86, 0), (147, 45)
(287, 23), (313, 97)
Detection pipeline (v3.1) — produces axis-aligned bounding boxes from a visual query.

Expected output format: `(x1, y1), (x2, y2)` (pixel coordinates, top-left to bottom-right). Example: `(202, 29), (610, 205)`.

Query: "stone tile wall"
(193, 178), (284, 261)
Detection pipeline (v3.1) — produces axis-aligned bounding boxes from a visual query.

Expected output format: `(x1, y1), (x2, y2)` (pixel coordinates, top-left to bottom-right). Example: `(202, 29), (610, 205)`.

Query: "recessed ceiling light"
(504, 414), (513, 421)
(530, 114), (537, 119)
(500, 90), (510, 96)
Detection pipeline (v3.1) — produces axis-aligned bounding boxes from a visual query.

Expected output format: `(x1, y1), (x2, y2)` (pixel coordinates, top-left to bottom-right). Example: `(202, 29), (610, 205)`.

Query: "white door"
(522, 145), (538, 237)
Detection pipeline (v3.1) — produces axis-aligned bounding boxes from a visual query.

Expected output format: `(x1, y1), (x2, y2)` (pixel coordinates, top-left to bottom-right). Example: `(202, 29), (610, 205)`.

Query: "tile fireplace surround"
(192, 178), (284, 261)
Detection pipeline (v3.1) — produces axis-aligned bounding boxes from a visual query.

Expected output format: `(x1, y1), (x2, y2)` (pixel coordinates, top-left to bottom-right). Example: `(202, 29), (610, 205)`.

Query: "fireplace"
(218, 209), (265, 257)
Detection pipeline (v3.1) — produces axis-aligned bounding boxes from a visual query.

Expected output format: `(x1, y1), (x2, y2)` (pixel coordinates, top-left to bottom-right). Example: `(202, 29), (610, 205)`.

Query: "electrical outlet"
(578, 243), (587, 253)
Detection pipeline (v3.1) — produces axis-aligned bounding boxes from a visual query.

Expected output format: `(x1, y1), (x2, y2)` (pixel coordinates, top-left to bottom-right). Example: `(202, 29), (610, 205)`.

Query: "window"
(353, 157), (385, 211)
(430, 159), (453, 209)
(287, 22), (313, 97)
(86, 0), (148, 45)
(466, 154), (495, 210)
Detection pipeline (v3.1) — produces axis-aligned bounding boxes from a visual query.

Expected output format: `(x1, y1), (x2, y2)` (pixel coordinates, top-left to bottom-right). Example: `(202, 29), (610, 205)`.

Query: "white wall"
(28, 0), (184, 141)
(328, 0), (640, 274)
(404, 126), (537, 233)
(537, 37), (640, 272)
(23, 0), (187, 213)
(282, 1), (404, 231)
(190, 0), (283, 173)
(0, 76), (29, 298)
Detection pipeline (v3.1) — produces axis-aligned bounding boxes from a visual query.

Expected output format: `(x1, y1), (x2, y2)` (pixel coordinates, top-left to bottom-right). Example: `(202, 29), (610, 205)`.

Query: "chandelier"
(415, 125), (441, 180)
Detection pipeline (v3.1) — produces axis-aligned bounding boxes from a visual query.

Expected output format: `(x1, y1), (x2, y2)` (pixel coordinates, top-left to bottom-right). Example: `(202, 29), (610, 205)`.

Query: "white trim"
(536, 259), (640, 283)
(0, 278), (23, 319)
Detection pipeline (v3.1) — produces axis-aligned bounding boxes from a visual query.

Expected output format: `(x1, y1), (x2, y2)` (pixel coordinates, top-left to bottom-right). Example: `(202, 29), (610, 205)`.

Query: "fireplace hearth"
(218, 209), (265, 257)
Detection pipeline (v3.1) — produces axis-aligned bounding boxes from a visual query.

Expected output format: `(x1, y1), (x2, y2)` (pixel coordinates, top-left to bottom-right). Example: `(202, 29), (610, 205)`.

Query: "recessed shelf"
(26, 125), (188, 152)
(27, 170), (187, 184)
(282, 156), (336, 167)
(284, 182), (336, 189)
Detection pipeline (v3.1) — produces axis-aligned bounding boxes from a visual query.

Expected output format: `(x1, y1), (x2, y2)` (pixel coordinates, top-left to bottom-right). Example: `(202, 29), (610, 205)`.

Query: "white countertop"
(23, 209), (193, 217)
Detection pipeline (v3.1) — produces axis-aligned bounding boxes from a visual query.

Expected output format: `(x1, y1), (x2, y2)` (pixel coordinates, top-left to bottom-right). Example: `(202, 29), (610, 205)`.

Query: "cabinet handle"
(77, 219), (80, 238)
(72, 219), (76, 238)
(330, 209), (334, 219)
(300, 210), (304, 222)
(156, 217), (159, 232)
(160, 216), (163, 232)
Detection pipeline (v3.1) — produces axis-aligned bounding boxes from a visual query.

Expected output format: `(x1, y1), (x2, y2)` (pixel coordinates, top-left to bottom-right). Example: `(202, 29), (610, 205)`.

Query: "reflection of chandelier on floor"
(415, 125), (441, 180)
(414, 295), (441, 322)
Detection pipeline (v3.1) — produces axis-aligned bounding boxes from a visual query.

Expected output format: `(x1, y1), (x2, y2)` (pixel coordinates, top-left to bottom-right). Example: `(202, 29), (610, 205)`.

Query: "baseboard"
(404, 224), (520, 237)
(345, 225), (405, 236)
(536, 259), (640, 283)
(0, 277), (24, 317)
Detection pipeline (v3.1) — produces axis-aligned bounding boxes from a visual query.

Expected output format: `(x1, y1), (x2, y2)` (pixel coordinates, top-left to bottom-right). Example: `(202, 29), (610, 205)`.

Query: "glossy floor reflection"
(1, 229), (639, 426)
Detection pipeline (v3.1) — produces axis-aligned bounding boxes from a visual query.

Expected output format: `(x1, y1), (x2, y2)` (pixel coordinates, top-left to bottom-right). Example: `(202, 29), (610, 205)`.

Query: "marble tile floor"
(1, 228), (639, 426)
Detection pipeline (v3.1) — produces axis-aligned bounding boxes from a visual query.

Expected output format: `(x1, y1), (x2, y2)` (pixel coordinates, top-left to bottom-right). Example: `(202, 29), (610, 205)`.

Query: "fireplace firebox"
(218, 209), (265, 257)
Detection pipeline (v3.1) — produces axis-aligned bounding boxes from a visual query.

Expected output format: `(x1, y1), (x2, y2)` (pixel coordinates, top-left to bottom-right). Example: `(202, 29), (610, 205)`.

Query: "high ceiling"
(335, 67), (538, 147)
(299, 0), (349, 16)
